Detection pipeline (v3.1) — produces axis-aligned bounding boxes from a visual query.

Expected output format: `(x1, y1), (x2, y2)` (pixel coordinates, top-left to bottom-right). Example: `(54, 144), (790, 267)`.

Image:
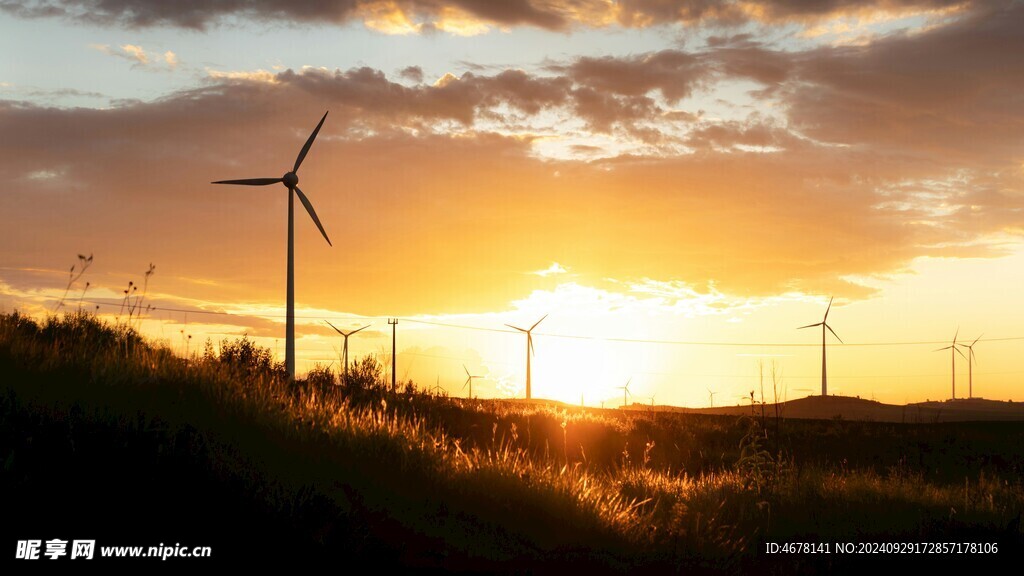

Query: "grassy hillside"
(2, 312), (1022, 571)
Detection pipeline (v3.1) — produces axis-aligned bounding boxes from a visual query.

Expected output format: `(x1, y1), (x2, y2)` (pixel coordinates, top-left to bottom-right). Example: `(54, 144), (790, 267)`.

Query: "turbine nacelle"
(283, 172), (299, 188)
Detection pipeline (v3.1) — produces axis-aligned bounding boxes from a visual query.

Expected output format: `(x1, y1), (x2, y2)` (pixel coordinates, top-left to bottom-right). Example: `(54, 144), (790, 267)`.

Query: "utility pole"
(388, 318), (398, 391)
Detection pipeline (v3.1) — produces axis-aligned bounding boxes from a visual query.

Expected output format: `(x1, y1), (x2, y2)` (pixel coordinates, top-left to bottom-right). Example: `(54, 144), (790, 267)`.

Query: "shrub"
(203, 335), (283, 377)
(304, 363), (336, 388)
(342, 355), (384, 394)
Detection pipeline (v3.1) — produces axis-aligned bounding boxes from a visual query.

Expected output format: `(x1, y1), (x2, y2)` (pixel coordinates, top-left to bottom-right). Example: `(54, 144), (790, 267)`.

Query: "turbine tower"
(505, 314), (547, 400)
(798, 296), (842, 396)
(212, 111), (332, 380)
(324, 321), (370, 381)
(958, 335), (982, 399)
(617, 378), (632, 408)
(462, 364), (482, 399)
(935, 328), (966, 400)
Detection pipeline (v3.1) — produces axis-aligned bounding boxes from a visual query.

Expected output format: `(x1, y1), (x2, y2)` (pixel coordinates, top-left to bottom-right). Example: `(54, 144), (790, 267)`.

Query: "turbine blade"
(971, 349), (978, 365)
(211, 178), (282, 186)
(529, 334), (535, 356)
(934, 346), (952, 352)
(324, 320), (343, 335)
(824, 296), (833, 321)
(464, 364), (470, 378)
(530, 313), (549, 331)
(972, 334), (983, 346)
(955, 346), (967, 359)
(953, 326), (959, 344)
(294, 111), (329, 173)
(351, 324), (371, 335)
(826, 323), (843, 344)
(462, 379), (469, 390)
(798, 322), (823, 330)
(293, 186), (332, 246)
(505, 324), (527, 333)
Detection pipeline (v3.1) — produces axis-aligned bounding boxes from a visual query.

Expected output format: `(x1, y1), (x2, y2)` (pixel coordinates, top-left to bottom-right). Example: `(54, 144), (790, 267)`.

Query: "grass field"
(2, 311), (1022, 571)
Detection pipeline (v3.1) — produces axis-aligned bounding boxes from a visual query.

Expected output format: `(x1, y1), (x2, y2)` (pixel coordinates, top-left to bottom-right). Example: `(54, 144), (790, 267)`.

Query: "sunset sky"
(2, 0), (1024, 407)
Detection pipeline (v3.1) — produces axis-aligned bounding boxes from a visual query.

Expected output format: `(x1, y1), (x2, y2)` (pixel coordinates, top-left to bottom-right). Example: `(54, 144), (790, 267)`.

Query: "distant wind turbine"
(958, 334), (982, 399)
(707, 387), (717, 408)
(617, 378), (632, 408)
(324, 321), (370, 381)
(935, 328), (966, 400)
(212, 111), (332, 380)
(505, 314), (547, 400)
(798, 296), (842, 396)
(462, 364), (482, 399)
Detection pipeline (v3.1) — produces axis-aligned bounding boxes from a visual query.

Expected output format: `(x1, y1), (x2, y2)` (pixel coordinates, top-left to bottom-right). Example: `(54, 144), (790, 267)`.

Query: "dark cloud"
(268, 67), (569, 126)
(0, 0), (981, 31)
(783, 1), (1024, 168)
(397, 65), (424, 83)
(685, 118), (799, 150)
(542, 50), (711, 136)
(712, 45), (792, 86)
(559, 50), (708, 103)
(3, 4), (1023, 313)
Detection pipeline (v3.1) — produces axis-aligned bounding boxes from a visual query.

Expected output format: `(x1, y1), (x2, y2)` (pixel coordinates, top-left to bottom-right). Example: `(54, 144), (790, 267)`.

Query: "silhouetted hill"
(634, 395), (1024, 422)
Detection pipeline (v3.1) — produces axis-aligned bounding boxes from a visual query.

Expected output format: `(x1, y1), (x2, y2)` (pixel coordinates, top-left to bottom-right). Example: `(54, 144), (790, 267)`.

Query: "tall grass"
(1, 311), (1022, 571)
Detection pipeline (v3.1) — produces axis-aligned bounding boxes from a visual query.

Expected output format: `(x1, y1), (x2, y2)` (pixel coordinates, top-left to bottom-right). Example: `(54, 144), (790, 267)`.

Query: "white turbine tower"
(798, 296), (842, 396)
(212, 111), (333, 381)
(958, 335), (982, 399)
(324, 321), (370, 381)
(462, 364), (482, 399)
(506, 314), (547, 400)
(617, 378), (632, 409)
(935, 328), (966, 400)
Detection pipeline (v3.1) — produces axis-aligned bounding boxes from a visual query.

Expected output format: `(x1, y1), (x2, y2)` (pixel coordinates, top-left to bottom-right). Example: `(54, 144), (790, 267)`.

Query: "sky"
(2, 0), (1024, 407)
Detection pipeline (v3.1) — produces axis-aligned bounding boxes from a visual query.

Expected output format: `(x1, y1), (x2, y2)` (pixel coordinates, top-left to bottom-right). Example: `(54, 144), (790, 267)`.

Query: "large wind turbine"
(958, 335), (982, 399)
(324, 321), (370, 381)
(212, 111), (332, 380)
(506, 314), (547, 400)
(935, 329), (966, 400)
(798, 297), (842, 397)
(617, 378), (632, 408)
(462, 364), (482, 399)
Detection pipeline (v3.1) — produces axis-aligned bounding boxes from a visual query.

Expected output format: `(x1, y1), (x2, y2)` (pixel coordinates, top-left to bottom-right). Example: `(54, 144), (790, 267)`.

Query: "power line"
(65, 297), (1024, 349)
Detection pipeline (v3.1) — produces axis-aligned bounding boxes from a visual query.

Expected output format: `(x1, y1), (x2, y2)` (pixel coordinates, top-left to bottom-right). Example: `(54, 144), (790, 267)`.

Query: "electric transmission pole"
(388, 318), (398, 391)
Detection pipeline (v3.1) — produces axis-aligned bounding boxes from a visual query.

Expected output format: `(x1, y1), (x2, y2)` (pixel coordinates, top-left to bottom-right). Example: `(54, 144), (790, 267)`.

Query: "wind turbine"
(324, 321), (370, 381)
(707, 387), (717, 408)
(212, 111), (332, 380)
(462, 364), (482, 399)
(935, 328), (966, 400)
(505, 314), (547, 400)
(617, 378), (632, 408)
(958, 335), (982, 399)
(798, 296), (842, 396)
